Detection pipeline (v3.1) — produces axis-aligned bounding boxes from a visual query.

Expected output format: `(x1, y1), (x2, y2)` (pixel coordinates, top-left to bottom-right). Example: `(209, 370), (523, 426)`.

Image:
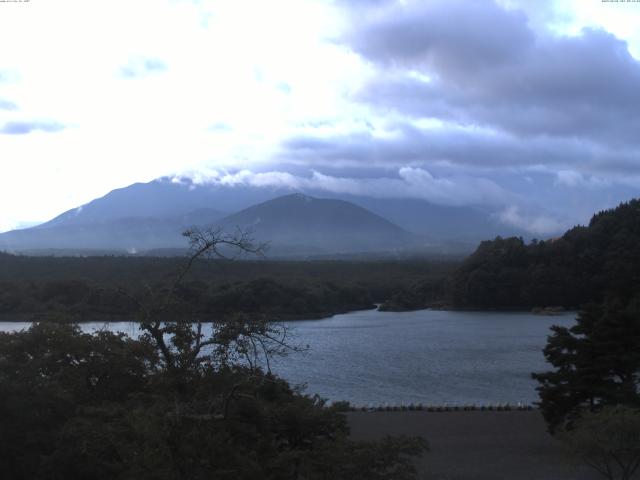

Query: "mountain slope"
(0, 176), (535, 255)
(338, 195), (526, 240)
(217, 194), (415, 254)
(30, 177), (525, 238)
(0, 209), (224, 253)
(38, 178), (289, 229)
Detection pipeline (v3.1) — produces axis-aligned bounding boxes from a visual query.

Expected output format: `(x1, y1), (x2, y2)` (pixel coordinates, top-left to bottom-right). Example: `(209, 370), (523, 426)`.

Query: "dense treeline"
(0, 253), (457, 321)
(377, 277), (450, 311)
(0, 322), (427, 479)
(378, 199), (640, 312)
(451, 199), (640, 309)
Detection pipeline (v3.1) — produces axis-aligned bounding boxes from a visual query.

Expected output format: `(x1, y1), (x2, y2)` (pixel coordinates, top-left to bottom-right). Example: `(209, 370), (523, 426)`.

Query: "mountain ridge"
(0, 177), (535, 255)
(215, 193), (415, 254)
(0, 191), (422, 255)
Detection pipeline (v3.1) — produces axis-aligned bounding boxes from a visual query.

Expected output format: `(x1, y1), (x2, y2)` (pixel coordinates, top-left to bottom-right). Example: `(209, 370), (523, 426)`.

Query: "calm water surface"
(0, 309), (575, 406)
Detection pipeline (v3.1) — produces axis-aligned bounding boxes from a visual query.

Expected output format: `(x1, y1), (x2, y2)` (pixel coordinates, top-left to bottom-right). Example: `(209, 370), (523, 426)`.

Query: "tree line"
(451, 200), (640, 310)
(0, 252), (456, 321)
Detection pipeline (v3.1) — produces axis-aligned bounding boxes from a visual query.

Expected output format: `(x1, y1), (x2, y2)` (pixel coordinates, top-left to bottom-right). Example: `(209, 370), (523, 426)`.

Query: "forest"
(380, 199), (640, 312)
(0, 251), (457, 322)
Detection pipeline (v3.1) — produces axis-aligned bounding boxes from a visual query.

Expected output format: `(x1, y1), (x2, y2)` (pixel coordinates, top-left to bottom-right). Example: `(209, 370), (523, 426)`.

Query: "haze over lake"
(0, 309), (575, 406)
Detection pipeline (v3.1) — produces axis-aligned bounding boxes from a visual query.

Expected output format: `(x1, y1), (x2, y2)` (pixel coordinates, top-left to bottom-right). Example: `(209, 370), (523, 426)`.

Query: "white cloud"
(555, 170), (610, 188)
(193, 167), (509, 206)
(498, 205), (564, 236)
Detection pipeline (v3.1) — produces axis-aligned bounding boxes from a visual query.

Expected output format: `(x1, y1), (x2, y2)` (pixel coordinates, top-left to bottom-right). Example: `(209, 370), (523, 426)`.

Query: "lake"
(0, 309), (575, 406)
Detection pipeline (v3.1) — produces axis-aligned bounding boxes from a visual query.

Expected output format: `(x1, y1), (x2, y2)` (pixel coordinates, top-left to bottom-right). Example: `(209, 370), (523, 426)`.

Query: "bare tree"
(119, 226), (300, 381)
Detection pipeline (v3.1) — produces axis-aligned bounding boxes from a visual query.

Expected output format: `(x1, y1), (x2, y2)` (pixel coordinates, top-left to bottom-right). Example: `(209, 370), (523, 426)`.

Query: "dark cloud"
(268, 0), (640, 228)
(346, 0), (533, 75)
(0, 99), (17, 111)
(355, 27), (640, 145)
(120, 57), (167, 78)
(282, 122), (639, 173)
(304, 0), (640, 177)
(0, 121), (65, 135)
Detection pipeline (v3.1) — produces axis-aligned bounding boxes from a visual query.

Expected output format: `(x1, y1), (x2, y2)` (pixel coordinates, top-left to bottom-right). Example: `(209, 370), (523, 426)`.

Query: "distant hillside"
(332, 195), (527, 241)
(0, 176), (534, 255)
(450, 199), (640, 309)
(0, 209), (224, 253)
(0, 192), (417, 255)
(37, 178), (287, 229)
(216, 193), (415, 254)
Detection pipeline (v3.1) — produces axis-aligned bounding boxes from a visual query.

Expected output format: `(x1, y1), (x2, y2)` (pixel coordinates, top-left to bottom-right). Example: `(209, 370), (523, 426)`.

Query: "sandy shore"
(347, 410), (609, 480)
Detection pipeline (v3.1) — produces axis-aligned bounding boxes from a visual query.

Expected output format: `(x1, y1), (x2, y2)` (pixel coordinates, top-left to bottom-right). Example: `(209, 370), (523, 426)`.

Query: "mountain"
(330, 195), (524, 241)
(34, 177), (526, 239)
(37, 179), (289, 229)
(0, 177), (290, 253)
(0, 193), (414, 256)
(0, 209), (224, 253)
(216, 193), (415, 254)
(0, 176), (532, 255)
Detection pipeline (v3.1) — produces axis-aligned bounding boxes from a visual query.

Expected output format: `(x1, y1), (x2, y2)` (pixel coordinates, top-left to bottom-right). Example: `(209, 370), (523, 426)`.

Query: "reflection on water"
(0, 309), (575, 405)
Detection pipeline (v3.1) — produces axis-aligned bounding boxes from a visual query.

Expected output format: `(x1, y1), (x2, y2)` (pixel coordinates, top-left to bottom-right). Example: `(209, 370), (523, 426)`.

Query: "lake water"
(0, 309), (575, 406)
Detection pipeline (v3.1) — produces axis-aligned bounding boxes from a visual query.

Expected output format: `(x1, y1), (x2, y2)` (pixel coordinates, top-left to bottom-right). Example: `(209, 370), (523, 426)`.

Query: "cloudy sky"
(1, 0), (639, 234)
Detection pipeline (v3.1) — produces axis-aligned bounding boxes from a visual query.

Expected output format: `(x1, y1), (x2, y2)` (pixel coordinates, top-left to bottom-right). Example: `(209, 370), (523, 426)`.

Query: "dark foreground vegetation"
(533, 299), (640, 433)
(0, 228), (428, 479)
(0, 321), (427, 480)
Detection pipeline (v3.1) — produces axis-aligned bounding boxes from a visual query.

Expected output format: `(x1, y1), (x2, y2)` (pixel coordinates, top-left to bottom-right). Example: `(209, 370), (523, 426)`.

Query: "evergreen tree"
(533, 299), (640, 432)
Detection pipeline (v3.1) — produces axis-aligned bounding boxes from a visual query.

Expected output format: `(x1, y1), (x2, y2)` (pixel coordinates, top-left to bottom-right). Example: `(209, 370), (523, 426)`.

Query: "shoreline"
(0, 301), (382, 323)
(341, 403), (537, 412)
(0, 305), (578, 323)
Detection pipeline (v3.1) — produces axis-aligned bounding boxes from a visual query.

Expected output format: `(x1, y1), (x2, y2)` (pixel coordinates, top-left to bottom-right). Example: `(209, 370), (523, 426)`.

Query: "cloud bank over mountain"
(1, 0), (639, 233)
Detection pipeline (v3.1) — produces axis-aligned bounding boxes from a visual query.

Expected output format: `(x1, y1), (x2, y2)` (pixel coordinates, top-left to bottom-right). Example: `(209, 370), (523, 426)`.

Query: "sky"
(1, 0), (639, 234)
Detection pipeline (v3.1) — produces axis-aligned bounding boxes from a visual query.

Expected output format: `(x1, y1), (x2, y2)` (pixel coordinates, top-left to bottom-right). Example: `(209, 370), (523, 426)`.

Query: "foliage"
(559, 406), (640, 480)
(0, 326), (428, 479)
(0, 253), (456, 320)
(451, 199), (640, 309)
(378, 277), (450, 311)
(0, 323), (155, 480)
(532, 299), (640, 432)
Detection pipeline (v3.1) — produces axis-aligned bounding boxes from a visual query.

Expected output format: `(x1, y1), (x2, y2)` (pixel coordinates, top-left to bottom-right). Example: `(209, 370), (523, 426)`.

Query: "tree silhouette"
(533, 300), (640, 432)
